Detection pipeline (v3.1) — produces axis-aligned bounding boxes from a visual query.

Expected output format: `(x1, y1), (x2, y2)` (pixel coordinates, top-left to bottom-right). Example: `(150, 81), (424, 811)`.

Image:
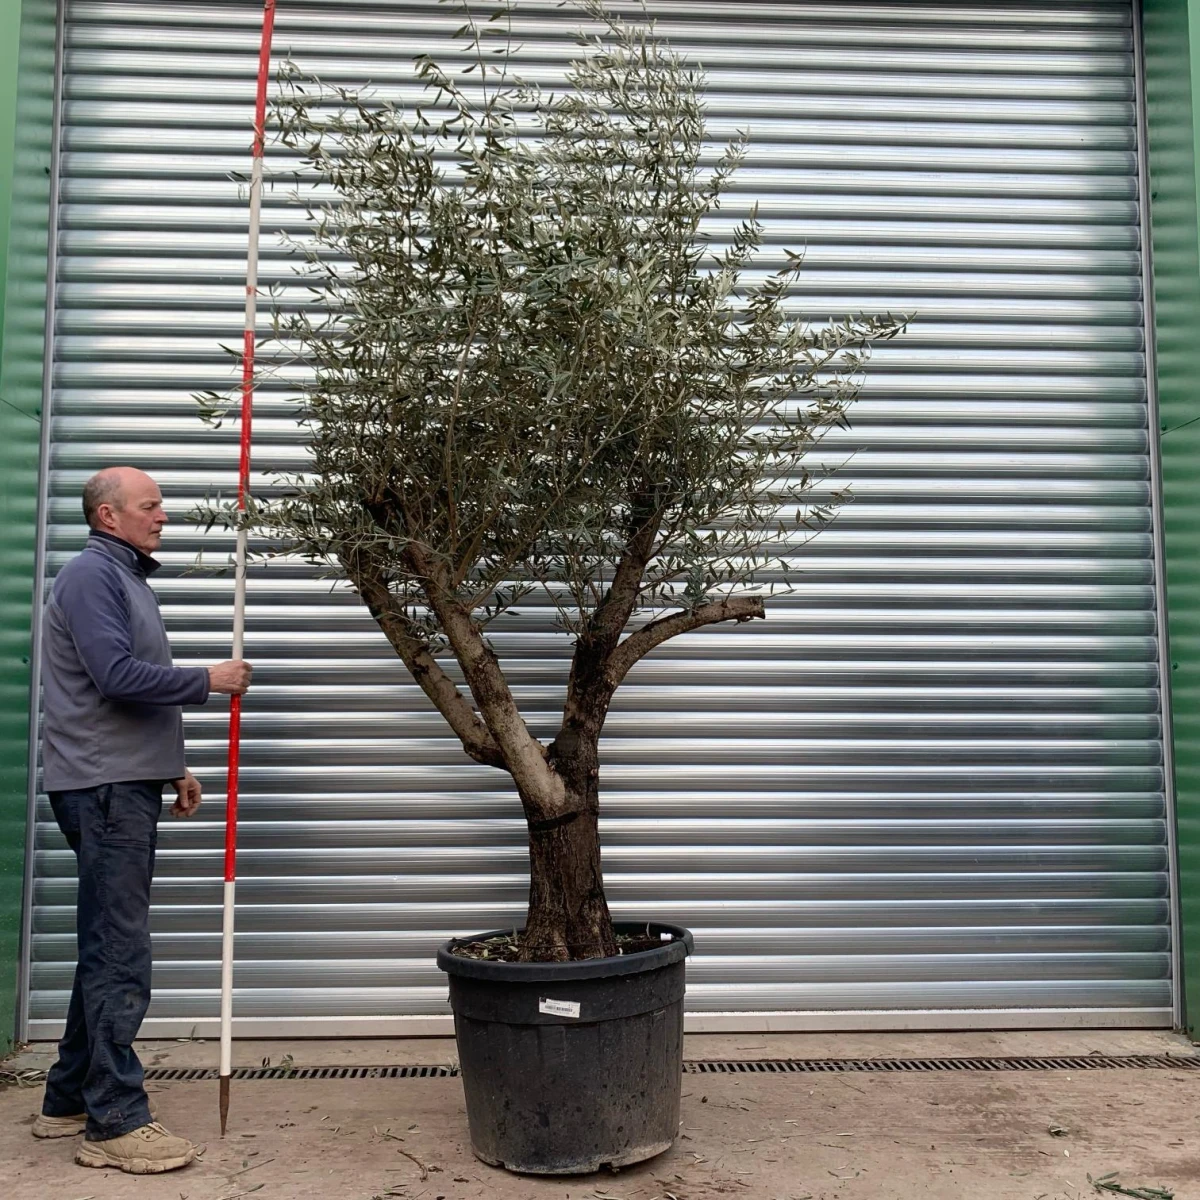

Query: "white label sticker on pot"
(539, 997), (581, 1019)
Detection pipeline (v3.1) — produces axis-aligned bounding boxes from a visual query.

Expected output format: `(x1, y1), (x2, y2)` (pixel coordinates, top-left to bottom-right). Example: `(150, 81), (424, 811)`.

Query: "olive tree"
(201, 0), (905, 961)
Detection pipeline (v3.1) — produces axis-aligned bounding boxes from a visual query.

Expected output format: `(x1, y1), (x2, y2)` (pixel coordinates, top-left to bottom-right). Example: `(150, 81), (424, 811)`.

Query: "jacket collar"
(88, 530), (161, 577)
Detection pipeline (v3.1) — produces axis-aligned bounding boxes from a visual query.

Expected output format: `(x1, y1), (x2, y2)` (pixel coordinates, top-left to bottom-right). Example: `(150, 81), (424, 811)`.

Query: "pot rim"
(436, 921), (693, 982)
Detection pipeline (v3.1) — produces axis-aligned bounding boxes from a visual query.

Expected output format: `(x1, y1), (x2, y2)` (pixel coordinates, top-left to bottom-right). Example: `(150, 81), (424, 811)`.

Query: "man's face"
(98, 470), (168, 555)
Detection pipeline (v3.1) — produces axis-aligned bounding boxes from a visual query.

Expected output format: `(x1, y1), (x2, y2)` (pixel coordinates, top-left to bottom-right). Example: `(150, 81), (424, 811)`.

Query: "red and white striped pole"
(220, 0), (277, 1138)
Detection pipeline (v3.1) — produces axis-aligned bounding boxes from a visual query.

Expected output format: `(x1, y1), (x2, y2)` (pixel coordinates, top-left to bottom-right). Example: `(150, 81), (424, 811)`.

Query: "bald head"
(82, 467), (168, 555)
(82, 469), (124, 529)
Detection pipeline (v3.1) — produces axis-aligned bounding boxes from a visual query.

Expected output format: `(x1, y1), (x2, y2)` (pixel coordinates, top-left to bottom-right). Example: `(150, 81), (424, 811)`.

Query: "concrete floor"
(4, 1032), (1199, 1200)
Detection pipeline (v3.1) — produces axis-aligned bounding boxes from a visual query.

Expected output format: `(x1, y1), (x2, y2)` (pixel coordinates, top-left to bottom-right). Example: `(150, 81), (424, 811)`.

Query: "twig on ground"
(396, 1142), (429, 1180)
(379, 1131), (429, 1181)
(1089, 1173), (1174, 1199)
(229, 1157), (276, 1178)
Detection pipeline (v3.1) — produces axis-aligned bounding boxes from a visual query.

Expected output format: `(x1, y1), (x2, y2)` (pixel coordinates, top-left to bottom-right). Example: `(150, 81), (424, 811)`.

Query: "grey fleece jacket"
(41, 532), (211, 792)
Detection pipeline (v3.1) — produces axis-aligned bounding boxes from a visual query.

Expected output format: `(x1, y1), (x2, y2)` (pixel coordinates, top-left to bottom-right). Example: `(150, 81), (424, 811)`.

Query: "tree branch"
(592, 508), (661, 649)
(553, 504), (662, 749)
(349, 562), (506, 771)
(604, 596), (766, 690)
(408, 545), (564, 814)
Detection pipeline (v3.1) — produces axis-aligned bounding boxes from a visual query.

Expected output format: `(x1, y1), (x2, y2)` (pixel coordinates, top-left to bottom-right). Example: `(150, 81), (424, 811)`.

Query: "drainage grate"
(143, 1064), (459, 1082)
(141, 1053), (1200, 1084)
(683, 1054), (1200, 1075)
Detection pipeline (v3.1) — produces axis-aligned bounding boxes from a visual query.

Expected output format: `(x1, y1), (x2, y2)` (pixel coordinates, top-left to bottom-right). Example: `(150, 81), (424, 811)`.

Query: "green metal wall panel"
(0, 0), (55, 1050)
(0, 7), (20, 311)
(1144, 0), (1200, 1037)
(0, 0), (22, 1058)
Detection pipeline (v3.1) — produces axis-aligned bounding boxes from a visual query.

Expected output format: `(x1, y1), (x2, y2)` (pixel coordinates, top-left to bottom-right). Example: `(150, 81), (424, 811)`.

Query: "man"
(33, 466), (252, 1175)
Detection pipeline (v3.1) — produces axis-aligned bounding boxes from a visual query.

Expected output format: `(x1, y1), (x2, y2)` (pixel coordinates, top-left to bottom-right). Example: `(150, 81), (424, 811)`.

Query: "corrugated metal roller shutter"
(26, 0), (1173, 1037)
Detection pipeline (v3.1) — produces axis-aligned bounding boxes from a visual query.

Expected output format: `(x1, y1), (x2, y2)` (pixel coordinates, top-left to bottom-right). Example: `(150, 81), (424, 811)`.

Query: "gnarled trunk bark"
(519, 735), (617, 961)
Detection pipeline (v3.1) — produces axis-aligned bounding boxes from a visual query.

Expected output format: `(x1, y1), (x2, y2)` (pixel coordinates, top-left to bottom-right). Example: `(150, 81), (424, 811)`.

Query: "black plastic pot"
(436, 922), (693, 1175)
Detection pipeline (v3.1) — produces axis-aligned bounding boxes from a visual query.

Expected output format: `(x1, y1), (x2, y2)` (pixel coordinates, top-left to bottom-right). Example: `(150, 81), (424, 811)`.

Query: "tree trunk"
(519, 745), (617, 961)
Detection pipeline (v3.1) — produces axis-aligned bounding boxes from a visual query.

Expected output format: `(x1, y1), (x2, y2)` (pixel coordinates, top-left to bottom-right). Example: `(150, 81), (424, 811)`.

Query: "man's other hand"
(208, 660), (253, 695)
(171, 769), (202, 818)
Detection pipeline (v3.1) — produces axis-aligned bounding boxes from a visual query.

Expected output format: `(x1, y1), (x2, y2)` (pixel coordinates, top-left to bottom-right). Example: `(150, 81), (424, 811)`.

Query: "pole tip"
(219, 1074), (230, 1137)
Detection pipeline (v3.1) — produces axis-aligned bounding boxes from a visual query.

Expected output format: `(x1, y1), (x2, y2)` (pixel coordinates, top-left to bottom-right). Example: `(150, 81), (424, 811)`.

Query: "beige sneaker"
(33, 1095), (157, 1139)
(75, 1122), (196, 1174)
(32, 1112), (86, 1139)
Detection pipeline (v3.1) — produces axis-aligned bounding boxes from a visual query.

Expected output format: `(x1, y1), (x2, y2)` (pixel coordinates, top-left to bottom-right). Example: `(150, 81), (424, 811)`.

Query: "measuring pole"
(220, 0), (277, 1138)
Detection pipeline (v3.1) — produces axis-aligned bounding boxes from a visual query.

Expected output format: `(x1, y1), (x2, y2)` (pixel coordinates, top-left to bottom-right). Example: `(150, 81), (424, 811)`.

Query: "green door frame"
(5, 0), (1200, 1046)
(1144, 0), (1200, 1040)
(0, 0), (56, 1053)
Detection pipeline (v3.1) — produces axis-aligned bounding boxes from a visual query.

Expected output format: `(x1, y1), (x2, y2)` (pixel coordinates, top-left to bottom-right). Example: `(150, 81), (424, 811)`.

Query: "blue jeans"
(42, 780), (164, 1141)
